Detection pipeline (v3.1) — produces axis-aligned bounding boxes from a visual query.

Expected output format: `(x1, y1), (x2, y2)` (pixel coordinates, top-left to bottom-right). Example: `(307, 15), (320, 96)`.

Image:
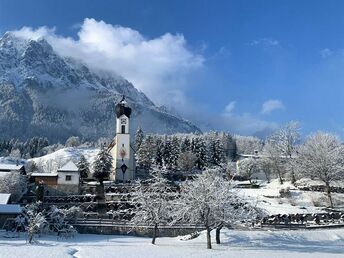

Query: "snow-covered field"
(0, 228), (343, 258)
(238, 179), (344, 214)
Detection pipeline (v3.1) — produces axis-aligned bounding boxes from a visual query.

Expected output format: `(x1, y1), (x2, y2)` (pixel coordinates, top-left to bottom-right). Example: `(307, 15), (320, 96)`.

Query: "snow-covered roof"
(0, 193), (11, 204)
(58, 160), (78, 172)
(31, 173), (58, 177)
(0, 163), (24, 171)
(0, 204), (21, 214)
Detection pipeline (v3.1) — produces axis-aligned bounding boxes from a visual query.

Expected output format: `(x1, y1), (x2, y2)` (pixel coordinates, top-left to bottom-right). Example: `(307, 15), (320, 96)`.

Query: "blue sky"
(1, 0), (344, 137)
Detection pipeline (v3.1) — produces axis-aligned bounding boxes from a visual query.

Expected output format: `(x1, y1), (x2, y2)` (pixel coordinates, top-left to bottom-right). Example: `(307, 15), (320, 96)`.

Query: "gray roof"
(0, 204), (21, 214)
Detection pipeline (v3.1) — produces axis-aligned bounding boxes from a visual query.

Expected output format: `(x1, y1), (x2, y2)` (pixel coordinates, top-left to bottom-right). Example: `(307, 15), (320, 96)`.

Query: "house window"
(121, 125), (126, 134)
(65, 175), (72, 181)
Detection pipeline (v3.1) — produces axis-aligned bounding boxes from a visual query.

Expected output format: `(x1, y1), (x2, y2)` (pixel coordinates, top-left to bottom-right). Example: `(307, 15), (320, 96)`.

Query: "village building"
(30, 160), (80, 194)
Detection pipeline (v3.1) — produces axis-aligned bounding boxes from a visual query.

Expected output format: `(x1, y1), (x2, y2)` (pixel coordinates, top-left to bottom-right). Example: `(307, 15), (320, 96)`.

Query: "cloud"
(224, 101), (236, 113)
(250, 38), (280, 48)
(320, 48), (333, 59)
(12, 18), (204, 105)
(261, 99), (285, 114)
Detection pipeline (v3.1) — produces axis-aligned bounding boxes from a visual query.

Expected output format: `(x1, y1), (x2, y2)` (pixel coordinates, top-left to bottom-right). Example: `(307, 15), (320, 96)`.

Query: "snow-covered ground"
(0, 228), (343, 258)
(236, 179), (344, 214)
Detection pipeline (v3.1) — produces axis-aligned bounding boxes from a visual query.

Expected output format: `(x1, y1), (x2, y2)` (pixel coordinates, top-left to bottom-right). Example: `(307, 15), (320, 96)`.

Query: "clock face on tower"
(120, 118), (127, 124)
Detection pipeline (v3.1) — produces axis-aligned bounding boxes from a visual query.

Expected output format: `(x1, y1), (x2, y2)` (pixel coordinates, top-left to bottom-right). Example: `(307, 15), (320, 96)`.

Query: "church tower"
(109, 96), (134, 182)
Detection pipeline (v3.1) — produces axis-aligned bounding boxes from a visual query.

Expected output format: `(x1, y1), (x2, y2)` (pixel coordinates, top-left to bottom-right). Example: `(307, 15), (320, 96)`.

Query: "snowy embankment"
(0, 228), (343, 258)
(29, 147), (99, 173)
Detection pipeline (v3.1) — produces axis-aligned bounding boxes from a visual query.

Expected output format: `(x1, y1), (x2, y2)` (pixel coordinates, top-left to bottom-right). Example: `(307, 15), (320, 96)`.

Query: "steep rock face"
(0, 32), (200, 142)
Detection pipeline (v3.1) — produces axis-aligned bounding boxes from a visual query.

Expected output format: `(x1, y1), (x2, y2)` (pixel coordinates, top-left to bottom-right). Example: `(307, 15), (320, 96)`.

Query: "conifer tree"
(135, 127), (144, 151)
(77, 155), (90, 180)
(136, 136), (155, 170)
(93, 147), (113, 185)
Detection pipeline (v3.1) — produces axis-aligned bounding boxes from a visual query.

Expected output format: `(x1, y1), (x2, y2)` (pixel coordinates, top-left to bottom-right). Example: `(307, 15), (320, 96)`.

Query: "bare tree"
(296, 132), (344, 208)
(268, 121), (300, 183)
(234, 135), (263, 155)
(174, 168), (254, 249)
(237, 157), (258, 184)
(0, 171), (27, 202)
(130, 169), (175, 244)
(263, 142), (286, 184)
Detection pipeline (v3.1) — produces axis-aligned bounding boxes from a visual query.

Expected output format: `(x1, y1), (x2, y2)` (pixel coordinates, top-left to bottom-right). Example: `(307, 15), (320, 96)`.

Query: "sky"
(1, 0), (344, 138)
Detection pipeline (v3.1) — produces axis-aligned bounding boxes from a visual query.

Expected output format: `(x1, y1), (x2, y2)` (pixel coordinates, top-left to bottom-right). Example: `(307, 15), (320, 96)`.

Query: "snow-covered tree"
(191, 137), (207, 170)
(130, 170), (175, 244)
(296, 132), (344, 207)
(93, 147), (113, 185)
(135, 127), (144, 151)
(268, 121), (300, 183)
(178, 151), (197, 172)
(263, 141), (286, 184)
(257, 157), (272, 182)
(154, 138), (164, 167)
(77, 155), (90, 180)
(207, 137), (225, 166)
(0, 171), (27, 202)
(174, 168), (254, 249)
(136, 135), (155, 170)
(237, 157), (258, 183)
(65, 136), (80, 147)
(234, 135), (263, 155)
(24, 202), (47, 244)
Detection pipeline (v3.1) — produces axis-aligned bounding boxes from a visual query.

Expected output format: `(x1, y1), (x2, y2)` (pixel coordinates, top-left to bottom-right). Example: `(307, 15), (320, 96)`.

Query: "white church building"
(108, 96), (135, 182)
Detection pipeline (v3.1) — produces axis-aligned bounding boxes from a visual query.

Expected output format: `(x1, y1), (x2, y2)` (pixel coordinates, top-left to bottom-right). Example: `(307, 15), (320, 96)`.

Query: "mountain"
(0, 32), (200, 142)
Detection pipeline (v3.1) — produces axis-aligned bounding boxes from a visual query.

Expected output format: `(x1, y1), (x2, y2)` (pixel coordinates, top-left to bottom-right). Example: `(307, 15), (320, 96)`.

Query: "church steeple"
(109, 96), (134, 182)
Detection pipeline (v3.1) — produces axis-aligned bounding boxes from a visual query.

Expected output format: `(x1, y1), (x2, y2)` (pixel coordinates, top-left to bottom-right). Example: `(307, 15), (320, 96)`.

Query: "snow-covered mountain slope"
(0, 32), (200, 142)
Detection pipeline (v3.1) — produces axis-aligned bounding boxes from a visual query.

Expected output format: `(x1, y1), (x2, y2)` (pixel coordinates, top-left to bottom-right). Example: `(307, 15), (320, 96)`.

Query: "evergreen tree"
(135, 127), (144, 151)
(162, 136), (173, 169)
(93, 147), (113, 185)
(77, 155), (90, 180)
(170, 136), (181, 170)
(136, 136), (155, 170)
(155, 138), (164, 167)
(207, 137), (225, 166)
(191, 137), (207, 170)
(180, 137), (191, 152)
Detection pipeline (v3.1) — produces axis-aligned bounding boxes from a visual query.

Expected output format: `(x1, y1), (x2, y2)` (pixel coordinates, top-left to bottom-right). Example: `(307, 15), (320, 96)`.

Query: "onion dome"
(115, 95), (132, 118)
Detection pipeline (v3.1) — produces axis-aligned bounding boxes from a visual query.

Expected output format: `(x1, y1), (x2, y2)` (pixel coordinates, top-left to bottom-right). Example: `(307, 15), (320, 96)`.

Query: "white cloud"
(224, 101), (236, 113)
(250, 38), (280, 48)
(12, 18), (204, 105)
(261, 99), (285, 114)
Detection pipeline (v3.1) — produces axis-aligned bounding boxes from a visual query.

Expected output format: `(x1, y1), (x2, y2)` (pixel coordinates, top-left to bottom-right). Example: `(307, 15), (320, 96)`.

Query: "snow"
(0, 193), (11, 204)
(30, 147), (99, 173)
(58, 161), (78, 172)
(0, 164), (24, 171)
(31, 173), (58, 177)
(0, 228), (343, 258)
(0, 204), (21, 214)
(237, 179), (344, 214)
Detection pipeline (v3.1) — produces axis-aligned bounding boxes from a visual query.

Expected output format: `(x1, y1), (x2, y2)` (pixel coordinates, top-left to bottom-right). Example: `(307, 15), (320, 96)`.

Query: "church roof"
(115, 96), (132, 118)
(58, 160), (78, 172)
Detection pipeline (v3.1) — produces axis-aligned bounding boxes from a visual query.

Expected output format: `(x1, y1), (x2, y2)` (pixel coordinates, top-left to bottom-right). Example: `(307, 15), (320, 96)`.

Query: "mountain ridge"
(0, 32), (200, 142)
